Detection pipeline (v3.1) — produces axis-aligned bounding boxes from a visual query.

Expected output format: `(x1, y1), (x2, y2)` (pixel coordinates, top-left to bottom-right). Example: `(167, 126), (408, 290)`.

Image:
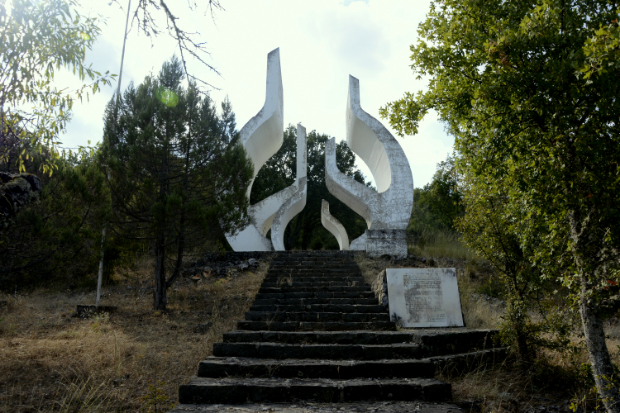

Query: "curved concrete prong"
(346, 75), (413, 228)
(271, 124), (308, 251)
(325, 137), (379, 229)
(240, 48), (284, 195)
(321, 200), (349, 250)
(324, 76), (414, 257)
(225, 48), (284, 251)
(271, 178), (307, 251)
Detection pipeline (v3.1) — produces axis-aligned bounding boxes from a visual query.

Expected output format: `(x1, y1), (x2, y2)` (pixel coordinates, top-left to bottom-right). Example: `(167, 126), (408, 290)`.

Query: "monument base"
(365, 229), (407, 258)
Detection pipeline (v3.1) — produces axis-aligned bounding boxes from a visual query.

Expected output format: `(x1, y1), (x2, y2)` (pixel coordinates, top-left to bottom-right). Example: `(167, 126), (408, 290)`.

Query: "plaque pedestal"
(386, 268), (464, 328)
(365, 229), (407, 258)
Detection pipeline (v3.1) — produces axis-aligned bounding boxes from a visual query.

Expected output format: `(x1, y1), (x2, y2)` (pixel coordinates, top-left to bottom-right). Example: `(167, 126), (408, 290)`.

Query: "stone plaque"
(386, 268), (464, 328)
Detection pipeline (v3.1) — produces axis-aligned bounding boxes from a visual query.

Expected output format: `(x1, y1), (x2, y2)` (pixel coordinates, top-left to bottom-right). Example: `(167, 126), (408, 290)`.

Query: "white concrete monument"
(386, 268), (464, 328)
(325, 76), (414, 257)
(320, 200), (349, 250)
(271, 124), (308, 251)
(224, 49), (307, 251)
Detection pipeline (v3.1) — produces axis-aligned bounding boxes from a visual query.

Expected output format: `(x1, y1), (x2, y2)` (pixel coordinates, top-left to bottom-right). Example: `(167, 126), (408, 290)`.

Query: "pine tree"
(220, 96), (237, 145)
(102, 57), (252, 310)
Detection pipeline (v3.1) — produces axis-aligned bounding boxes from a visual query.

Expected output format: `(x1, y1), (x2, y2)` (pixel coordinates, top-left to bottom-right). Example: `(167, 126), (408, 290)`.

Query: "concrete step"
(405, 329), (499, 357)
(263, 276), (364, 283)
(223, 330), (419, 345)
(254, 292), (375, 300)
(236, 321), (397, 331)
(212, 342), (422, 360)
(251, 298), (379, 306)
(258, 286), (371, 293)
(429, 347), (508, 373)
(244, 311), (390, 323)
(265, 273), (363, 279)
(272, 254), (355, 259)
(261, 281), (366, 288)
(249, 304), (386, 313)
(179, 377), (451, 404)
(169, 401), (466, 413)
(268, 264), (359, 268)
(197, 357), (435, 379)
(221, 330), (500, 353)
(267, 267), (361, 273)
(269, 266), (359, 270)
(271, 259), (358, 263)
(271, 256), (355, 261)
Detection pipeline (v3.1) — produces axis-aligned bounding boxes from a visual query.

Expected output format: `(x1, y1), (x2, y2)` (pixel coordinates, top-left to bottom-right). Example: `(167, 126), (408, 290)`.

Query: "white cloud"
(57, 0), (452, 187)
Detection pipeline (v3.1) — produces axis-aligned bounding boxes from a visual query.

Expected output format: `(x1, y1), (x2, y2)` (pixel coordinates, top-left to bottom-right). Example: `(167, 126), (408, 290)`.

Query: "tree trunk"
(153, 232), (167, 311)
(569, 207), (620, 413)
(580, 274), (620, 413)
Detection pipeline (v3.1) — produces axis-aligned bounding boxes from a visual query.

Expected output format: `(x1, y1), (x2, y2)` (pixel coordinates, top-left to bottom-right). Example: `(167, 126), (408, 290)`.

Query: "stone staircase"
(170, 251), (504, 411)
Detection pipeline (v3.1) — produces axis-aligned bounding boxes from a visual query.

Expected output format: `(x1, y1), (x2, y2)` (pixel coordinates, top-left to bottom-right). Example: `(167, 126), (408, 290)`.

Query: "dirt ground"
(1, 254), (616, 412)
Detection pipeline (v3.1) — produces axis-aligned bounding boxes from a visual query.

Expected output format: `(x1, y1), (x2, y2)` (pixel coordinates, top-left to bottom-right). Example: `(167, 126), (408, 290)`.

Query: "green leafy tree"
(456, 170), (571, 364)
(102, 57), (252, 310)
(251, 125), (368, 250)
(381, 1), (620, 409)
(0, 0), (113, 290)
(0, 150), (110, 290)
(0, 0), (114, 176)
(409, 155), (463, 245)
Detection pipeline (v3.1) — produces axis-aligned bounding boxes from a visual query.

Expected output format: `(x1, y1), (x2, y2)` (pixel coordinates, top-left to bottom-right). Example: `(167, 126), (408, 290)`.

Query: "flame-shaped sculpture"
(325, 75), (413, 257)
(224, 49), (307, 251)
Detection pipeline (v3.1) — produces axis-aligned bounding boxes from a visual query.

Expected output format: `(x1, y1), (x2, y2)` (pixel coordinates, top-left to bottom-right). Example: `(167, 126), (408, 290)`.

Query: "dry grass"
(354, 253), (501, 330)
(0, 255), (270, 412)
(5, 251), (620, 413)
(353, 253), (620, 412)
(408, 230), (477, 261)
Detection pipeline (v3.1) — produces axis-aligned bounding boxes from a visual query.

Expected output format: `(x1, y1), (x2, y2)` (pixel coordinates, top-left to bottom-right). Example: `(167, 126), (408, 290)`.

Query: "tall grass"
(408, 227), (477, 260)
(0, 254), (270, 412)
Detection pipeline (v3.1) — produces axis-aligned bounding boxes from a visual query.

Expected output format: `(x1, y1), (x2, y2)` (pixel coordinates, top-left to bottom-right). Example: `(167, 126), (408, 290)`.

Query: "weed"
(140, 380), (174, 412)
(408, 228), (476, 260)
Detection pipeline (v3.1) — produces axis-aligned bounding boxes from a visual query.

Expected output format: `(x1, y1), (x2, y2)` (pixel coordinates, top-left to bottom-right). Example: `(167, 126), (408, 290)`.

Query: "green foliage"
(0, 149), (111, 290)
(383, 0), (620, 403)
(139, 380), (174, 412)
(581, 12), (620, 79)
(408, 156), (463, 249)
(250, 125), (369, 250)
(406, 155), (474, 259)
(0, 0), (115, 176)
(102, 57), (253, 310)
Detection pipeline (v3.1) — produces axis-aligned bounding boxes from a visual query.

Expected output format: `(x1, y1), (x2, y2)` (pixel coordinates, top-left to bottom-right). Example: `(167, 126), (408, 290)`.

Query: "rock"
(193, 322), (213, 334)
(248, 258), (258, 266)
(0, 172), (42, 228)
(113, 374), (130, 387)
(238, 263), (249, 271)
(74, 305), (117, 318)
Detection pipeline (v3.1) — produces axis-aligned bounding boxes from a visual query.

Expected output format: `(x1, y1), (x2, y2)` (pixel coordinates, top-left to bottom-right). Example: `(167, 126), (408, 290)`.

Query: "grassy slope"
(0, 256), (269, 412)
(2, 248), (619, 412)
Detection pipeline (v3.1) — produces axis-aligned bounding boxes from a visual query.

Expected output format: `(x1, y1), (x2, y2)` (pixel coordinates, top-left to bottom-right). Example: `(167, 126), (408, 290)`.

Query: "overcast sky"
(56, 0), (454, 188)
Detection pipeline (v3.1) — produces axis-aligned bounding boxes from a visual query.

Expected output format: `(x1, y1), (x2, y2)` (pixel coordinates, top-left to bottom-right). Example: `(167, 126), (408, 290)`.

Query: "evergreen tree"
(251, 125), (368, 250)
(220, 96), (237, 145)
(102, 57), (252, 310)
